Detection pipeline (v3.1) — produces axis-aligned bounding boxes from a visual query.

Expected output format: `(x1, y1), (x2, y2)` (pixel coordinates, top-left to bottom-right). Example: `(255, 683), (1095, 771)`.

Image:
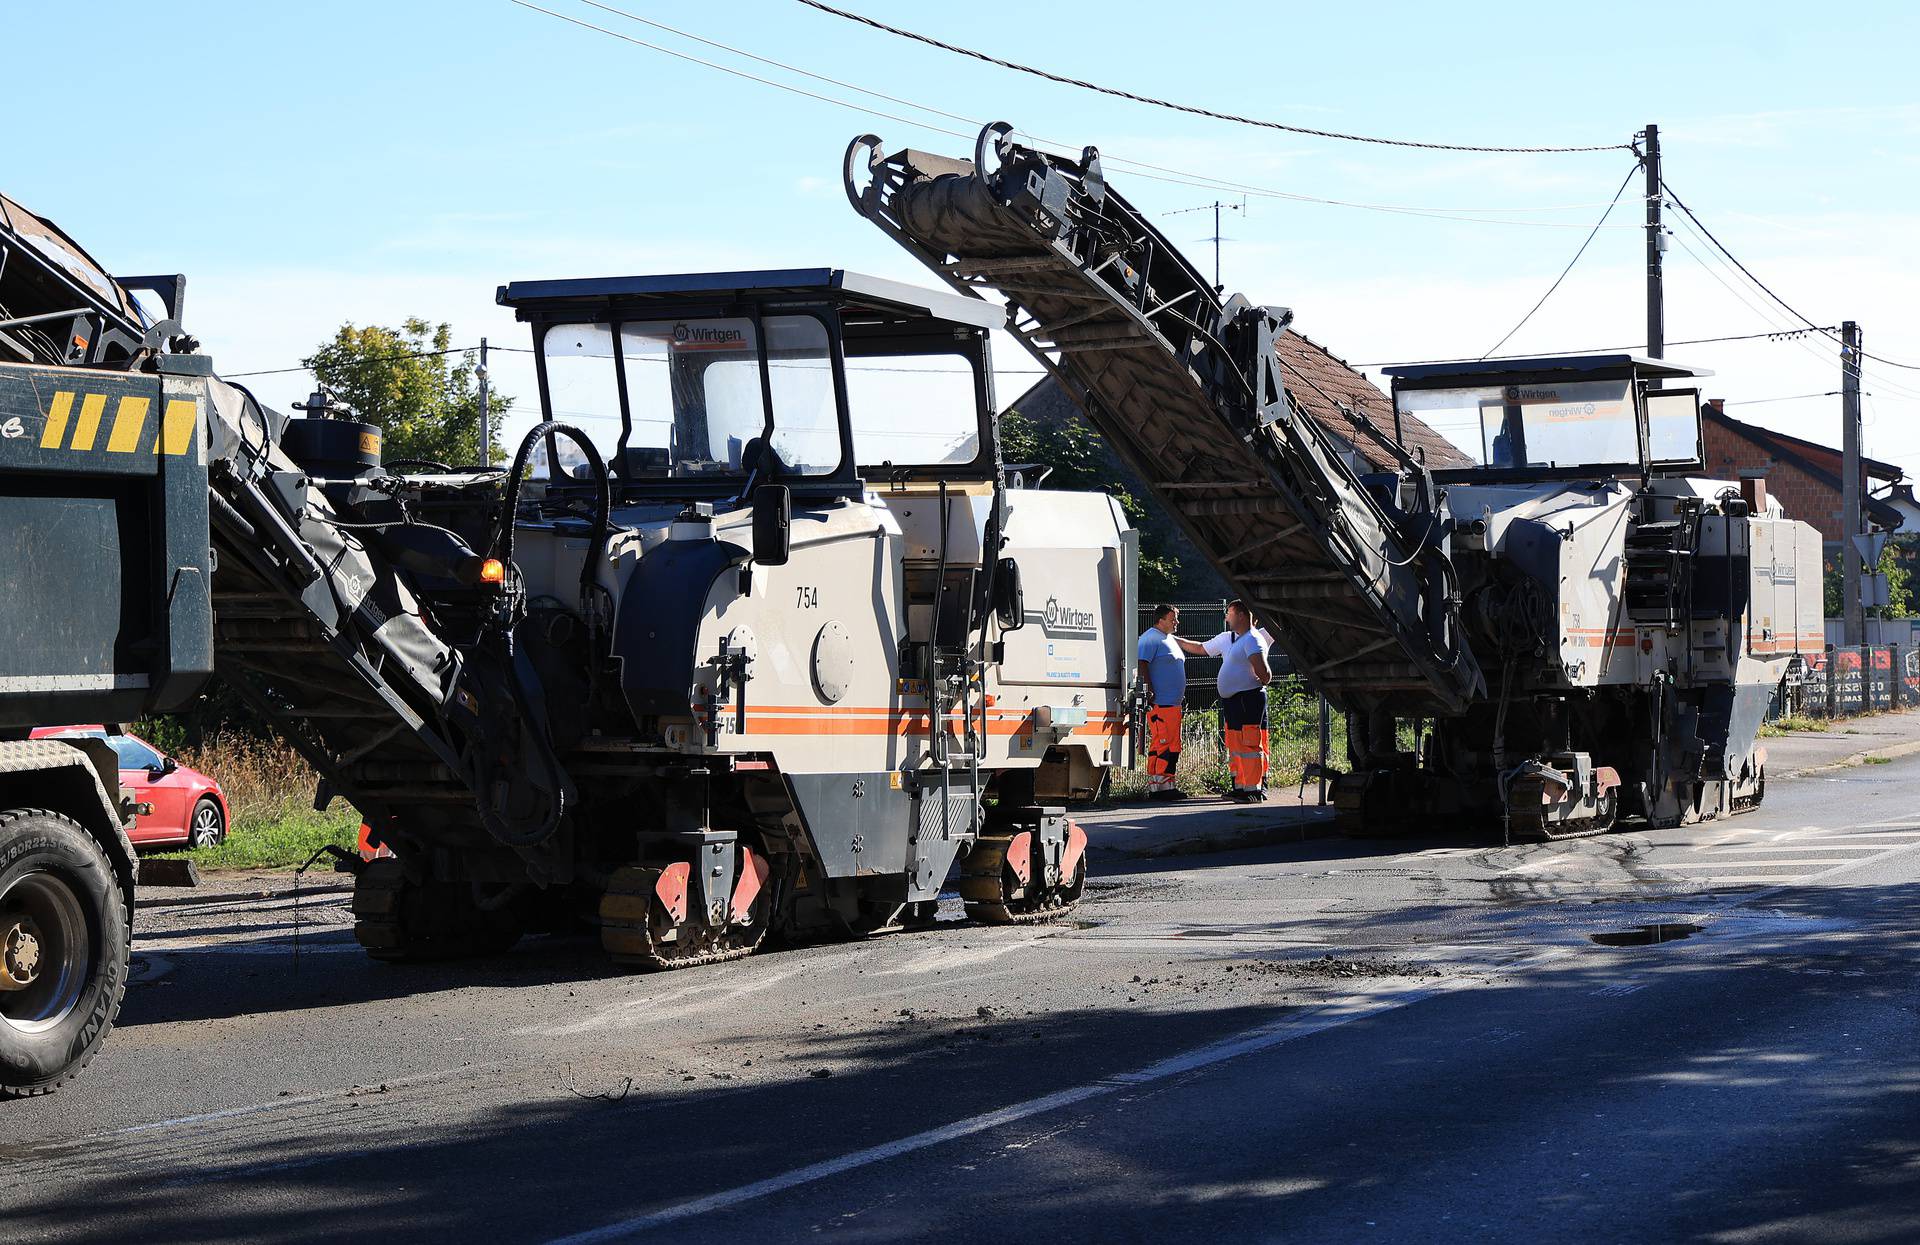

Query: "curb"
(1786, 736), (1920, 778)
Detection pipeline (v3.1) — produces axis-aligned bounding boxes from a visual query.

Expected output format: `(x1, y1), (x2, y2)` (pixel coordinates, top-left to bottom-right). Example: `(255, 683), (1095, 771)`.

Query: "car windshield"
(539, 314), (840, 479)
(1399, 379), (1641, 469)
(107, 736), (162, 769)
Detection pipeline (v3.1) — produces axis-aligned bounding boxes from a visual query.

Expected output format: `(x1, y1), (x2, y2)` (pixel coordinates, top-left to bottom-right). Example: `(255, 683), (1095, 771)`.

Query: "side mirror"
(993, 557), (1025, 629)
(151, 757), (177, 777)
(751, 484), (791, 566)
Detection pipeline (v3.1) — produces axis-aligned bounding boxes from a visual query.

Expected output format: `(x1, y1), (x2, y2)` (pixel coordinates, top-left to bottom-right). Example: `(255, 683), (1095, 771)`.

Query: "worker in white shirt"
(1135, 604), (1210, 799)
(1203, 599), (1274, 802)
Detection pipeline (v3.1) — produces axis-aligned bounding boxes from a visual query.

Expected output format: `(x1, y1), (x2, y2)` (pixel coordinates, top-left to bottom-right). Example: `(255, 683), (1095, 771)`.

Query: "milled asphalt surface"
(5, 718), (1920, 1243)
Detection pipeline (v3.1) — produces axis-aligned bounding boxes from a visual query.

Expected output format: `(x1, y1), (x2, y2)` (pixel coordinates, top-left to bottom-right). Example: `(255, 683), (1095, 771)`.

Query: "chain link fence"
(1775, 643), (1920, 721)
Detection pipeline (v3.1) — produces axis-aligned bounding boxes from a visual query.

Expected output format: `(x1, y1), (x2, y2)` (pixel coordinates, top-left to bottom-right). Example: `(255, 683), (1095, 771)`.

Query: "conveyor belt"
(848, 124), (1483, 716)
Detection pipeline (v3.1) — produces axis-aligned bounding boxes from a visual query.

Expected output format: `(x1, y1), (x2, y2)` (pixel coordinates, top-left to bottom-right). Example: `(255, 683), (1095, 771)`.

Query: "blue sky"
(10, 2), (1920, 477)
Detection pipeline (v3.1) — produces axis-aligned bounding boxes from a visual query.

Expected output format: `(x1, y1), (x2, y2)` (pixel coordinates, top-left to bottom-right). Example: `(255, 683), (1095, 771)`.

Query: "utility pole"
(1213, 201), (1222, 287)
(1842, 320), (1865, 645)
(477, 336), (491, 467)
(1642, 123), (1665, 361)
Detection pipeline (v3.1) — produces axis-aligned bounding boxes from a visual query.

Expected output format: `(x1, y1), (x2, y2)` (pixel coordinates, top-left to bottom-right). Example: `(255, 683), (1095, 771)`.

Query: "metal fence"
(1775, 643), (1920, 720)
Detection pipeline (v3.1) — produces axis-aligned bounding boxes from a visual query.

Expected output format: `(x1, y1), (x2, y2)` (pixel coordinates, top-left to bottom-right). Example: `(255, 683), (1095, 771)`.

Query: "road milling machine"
(849, 122), (1824, 842)
(0, 195), (1132, 1094)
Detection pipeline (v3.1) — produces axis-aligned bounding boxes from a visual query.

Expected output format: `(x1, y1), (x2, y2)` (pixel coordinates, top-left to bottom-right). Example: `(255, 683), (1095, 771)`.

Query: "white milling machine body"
(1377, 356), (1824, 836)
(484, 270), (1132, 960)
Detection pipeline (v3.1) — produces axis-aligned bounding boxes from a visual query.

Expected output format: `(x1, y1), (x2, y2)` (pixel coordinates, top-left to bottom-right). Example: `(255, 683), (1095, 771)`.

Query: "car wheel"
(187, 799), (226, 850)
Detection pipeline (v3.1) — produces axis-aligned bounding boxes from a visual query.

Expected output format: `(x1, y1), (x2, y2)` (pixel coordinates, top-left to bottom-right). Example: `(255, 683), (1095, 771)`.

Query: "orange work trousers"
(1221, 689), (1269, 793)
(1146, 705), (1183, 792)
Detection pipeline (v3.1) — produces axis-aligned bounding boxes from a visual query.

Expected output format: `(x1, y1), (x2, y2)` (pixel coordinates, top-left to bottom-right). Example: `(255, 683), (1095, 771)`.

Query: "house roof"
(1276, 331), (1473, 471)
(1706, 406), (1901, 482)
(1002, 328), (1472, 474)
(1706, 405), (1904, 530)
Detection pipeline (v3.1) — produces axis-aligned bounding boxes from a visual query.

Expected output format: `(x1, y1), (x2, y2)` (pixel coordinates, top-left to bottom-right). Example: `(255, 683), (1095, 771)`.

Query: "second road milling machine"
(848, 121), (1824, 842)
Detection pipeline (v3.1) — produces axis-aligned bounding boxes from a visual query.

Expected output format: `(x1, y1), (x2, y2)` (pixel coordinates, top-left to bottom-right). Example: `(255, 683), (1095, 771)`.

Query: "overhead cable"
(1479, 163), (1640, 359)
(1663, 178), (1920, 373)
(515, 0), (1641, 228)
(794, 0), (1632, 154)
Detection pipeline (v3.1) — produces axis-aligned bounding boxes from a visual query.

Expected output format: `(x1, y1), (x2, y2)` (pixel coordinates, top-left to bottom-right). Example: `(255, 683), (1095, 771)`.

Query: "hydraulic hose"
(492, 420), (612, 607)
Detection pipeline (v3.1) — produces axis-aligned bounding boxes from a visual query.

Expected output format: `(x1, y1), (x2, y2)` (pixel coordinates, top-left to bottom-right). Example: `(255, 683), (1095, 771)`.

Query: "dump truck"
(0, 192), (1133, 1093)
(0, 193), (212, 1094)
(848, 122), (1823, 840)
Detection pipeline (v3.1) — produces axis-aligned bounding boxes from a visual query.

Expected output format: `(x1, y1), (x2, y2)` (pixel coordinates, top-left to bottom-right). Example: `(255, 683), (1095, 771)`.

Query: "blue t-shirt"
(1137, 628), (1187, 706)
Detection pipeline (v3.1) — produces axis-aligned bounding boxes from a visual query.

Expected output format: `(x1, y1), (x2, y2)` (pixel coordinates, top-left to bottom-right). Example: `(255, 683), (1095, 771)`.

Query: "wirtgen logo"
(672, 323), (746, 347)
(1024, 597), (1097, 640)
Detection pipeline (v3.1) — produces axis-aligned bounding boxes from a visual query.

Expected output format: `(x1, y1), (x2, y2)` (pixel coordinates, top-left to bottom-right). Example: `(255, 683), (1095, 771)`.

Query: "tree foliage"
(307, 319), (507, 467)
(999, 408), (1182, 598)
(1823, 535), (1913, 620)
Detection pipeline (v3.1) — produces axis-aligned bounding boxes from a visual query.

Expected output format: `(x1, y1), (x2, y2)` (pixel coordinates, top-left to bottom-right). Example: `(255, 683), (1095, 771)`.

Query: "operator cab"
(497, 268), (1005, 501)
(1383, 354), (1711, 483)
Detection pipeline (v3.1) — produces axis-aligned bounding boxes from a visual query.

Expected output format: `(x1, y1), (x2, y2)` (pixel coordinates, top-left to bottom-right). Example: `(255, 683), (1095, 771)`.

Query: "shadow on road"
(24, 875), (1920, 1243)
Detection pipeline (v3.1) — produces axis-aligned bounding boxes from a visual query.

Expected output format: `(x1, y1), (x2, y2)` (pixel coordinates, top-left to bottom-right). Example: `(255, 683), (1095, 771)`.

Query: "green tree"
(999, 408), (1181, 598)
(307, 319), (506, 466)
(1823, 536), (1912, 619)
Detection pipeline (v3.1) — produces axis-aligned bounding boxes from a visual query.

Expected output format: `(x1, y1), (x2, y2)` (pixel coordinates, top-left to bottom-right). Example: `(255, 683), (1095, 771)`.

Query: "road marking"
(1682, 859), (1866, 869)
(1693, 844), (1886, 853)
(543, 962), (1538, 1243)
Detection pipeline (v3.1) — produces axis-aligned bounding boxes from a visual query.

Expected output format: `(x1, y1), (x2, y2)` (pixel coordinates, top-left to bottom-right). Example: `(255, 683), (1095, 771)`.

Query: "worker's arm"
(1136, 659), (1153, 698)
(1250, 649), (1272, 687)
(1173, 636), (1210, 657)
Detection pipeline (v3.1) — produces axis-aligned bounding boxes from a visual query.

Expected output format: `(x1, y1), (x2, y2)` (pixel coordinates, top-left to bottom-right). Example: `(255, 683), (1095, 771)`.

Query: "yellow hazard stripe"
(70, 393), (107, 450)
(40, 391), (74, 448)
(106, 396), (149, 452)
(161, 399), (196, 456)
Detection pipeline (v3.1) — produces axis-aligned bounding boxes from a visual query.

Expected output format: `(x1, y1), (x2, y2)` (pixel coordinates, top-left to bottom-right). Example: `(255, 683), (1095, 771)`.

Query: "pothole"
(1589, 922), (1702, 947)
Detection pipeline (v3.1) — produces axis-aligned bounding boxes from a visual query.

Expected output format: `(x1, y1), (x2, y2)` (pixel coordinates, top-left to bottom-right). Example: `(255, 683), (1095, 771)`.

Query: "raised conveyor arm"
(847, 124), (1483, 716)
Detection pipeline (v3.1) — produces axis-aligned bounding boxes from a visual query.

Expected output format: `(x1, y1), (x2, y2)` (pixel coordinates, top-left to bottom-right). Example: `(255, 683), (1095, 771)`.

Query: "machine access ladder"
(848, 125), (1483, 718)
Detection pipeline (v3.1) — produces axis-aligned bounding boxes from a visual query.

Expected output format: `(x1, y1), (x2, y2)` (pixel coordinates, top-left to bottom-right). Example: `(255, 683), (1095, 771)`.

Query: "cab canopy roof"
(496, 268), (1003, 332)
(1382, 353), (1712, 385)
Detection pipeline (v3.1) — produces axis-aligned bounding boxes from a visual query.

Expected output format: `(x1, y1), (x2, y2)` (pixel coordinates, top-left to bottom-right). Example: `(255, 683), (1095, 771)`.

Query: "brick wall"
(1702, 419), (1848, 541)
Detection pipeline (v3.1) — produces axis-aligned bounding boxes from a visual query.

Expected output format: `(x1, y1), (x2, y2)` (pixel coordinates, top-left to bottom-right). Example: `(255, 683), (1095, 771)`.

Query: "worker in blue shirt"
(1136, 605), (1209, 800)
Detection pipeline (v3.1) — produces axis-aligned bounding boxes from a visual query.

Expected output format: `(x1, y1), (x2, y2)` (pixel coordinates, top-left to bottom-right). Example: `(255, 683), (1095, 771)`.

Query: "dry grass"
(151, 733), (359, 871)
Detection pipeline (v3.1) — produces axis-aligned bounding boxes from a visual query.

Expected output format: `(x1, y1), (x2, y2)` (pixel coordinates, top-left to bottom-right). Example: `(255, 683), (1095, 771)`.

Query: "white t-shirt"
(1205, 628), (1272, 697)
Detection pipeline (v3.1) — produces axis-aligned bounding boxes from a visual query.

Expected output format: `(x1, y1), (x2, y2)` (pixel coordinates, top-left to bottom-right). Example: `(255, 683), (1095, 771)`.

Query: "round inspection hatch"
(812, 621), (854, 703)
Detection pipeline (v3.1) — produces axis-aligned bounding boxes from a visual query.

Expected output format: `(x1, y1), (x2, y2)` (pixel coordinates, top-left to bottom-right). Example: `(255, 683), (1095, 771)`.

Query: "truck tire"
(0, 810), (130, 1097)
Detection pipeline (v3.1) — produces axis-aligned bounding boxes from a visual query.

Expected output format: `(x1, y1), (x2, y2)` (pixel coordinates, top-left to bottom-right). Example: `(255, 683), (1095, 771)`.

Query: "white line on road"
(1693, 844), (1887, 853)
(1681, 859), (1869, 869)
(542, 961), (1541, 1243)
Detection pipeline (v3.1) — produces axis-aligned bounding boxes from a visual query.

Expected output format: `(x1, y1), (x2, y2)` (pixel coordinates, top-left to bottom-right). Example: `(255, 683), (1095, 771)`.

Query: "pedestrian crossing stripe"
(33, 390), (196, 456)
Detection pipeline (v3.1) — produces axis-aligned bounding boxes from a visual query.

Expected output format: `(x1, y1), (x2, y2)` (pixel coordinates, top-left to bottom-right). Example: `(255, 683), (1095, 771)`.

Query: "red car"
(29, 726), (229, 849)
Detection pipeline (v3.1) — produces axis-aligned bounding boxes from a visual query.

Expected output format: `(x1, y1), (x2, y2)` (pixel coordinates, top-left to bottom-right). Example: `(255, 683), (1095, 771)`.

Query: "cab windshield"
(539, 313), (840, 479)
(1399, 379), (1641, 470)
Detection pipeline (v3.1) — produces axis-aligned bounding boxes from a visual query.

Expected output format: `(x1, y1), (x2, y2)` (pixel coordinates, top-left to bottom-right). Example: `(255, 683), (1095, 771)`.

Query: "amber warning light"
(459, 555), (509, 586)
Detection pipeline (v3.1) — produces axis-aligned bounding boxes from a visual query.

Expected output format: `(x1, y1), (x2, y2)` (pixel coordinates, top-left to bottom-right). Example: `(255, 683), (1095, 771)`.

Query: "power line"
(1353, 327), (1837, 371)
(224, 345), (473, 378)
(514, 1), (1642, 229)
(1662, 178), (1920, 374)
(1479, 162), (1640, 359)
(1724, 392), (1841, 406)
(793, 0), (1632, 155)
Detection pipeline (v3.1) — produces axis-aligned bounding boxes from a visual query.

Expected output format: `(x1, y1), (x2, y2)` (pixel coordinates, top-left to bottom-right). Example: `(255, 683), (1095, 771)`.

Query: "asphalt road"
(6, 756), (1920, 1244)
